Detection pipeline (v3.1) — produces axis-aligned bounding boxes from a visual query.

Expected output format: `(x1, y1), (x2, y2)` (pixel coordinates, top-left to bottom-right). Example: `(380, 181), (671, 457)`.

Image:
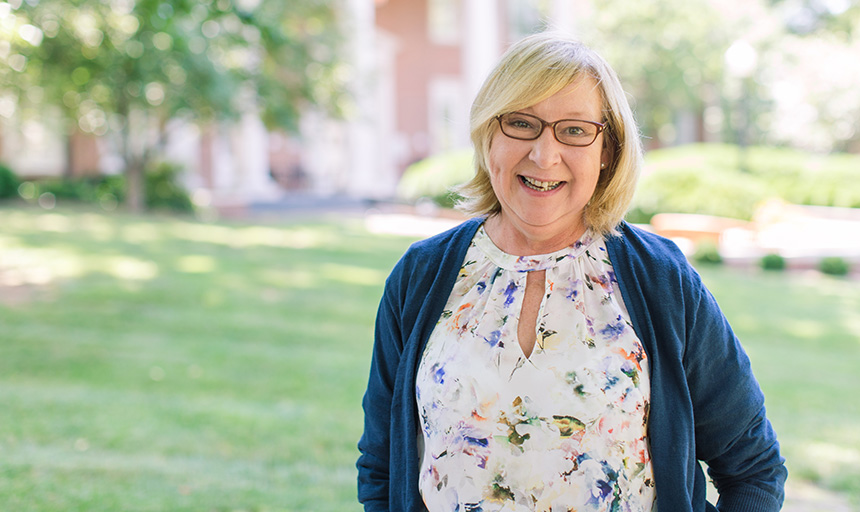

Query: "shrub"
(0, 163), (20, 199)
(692, 242), (722, 265)
(145, 161), (194, 213)
(397, 149), (473, 208)
(630, 167), (769, 223)
(629, 144), (860, 223)
(12, 161), (192, 213)
(22, 175), (125, 209)
(818, 257), (850, 276)
(761, 253), (786, 271)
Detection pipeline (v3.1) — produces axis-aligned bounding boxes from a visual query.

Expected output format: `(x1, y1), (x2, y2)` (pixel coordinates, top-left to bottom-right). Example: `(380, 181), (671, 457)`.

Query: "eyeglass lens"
(498, 112), (601, 146)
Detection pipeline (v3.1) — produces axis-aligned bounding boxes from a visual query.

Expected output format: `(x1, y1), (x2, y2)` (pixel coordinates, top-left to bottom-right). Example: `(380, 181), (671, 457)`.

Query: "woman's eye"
(563, 126), (586, 136)
(510, 119), (535, 130)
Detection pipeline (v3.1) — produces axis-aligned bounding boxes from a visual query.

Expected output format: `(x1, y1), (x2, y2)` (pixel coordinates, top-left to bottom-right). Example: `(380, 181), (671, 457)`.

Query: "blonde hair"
(455, 32), (643, 236)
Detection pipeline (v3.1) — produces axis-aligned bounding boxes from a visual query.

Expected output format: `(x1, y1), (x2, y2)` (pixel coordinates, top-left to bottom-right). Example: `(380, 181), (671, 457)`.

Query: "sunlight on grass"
(785, 318), (827, 340)
(175, 255), (217, 274)
(102, 255), (159, 281)
(169, 221), (338, 249)
(0, 247), (159, 285)
(798, 441), (860, 493)
(258, 268), (318, 289)
(0, 246), (86, 285)
(77, 213), (119, 241)
(122, 223), (164, 244)
(847, 317), (860, 342)
(321, 263), (388, 286)
(35, 212), (75, 233)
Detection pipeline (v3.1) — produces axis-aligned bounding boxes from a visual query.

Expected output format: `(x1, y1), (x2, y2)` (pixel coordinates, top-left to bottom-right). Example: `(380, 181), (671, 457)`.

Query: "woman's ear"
(597, 137), (617, 187)
(600, 132), (617, 171)
(600, 146), (613, 172)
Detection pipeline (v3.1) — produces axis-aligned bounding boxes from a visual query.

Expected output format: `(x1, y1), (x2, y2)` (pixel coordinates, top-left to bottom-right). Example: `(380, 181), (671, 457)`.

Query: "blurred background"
(0, 0), (859, 510)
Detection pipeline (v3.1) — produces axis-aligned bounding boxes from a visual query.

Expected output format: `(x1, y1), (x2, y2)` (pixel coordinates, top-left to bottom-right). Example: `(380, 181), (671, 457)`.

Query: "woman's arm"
(357, 285), (402, 511)
(684, 279), (787, 511)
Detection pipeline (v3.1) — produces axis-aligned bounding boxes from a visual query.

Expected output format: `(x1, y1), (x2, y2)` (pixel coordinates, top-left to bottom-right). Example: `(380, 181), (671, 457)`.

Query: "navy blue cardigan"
(357, 218), (786, 511)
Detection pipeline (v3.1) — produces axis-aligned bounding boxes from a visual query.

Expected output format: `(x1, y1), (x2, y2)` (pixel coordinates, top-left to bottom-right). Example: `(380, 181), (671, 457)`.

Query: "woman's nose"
(528, 129), (563, 168)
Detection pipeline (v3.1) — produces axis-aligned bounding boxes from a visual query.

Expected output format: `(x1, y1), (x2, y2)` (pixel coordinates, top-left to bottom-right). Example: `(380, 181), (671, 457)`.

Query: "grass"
(1, 205), (858, 510)
(0, 205), (407, 511)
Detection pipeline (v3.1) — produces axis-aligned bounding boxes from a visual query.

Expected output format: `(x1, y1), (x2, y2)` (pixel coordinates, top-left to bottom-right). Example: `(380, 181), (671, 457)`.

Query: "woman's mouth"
(520, 175), (563, 192)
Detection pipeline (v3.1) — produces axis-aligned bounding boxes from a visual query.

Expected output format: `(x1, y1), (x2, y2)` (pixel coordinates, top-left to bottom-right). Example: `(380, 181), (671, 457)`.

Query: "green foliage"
(18, 162), (192, 213)
(517, 0), (860, 152)
(0, 163), (20, 199)
(818, 257), (851, 276)
(628, 163), (769, 223)
(145, 162), (193, 213)
(629, 144), (860, 223)
(768, 0), (860, 37)
(27, 176), (124, 204)
(585, 0), (731, 143)
(0, 0), (346, 210)
(397, 149), (473, 207)
(692, 241), (723, 265)
(761, 253), (787, 271)
(0, 1), (346, 129)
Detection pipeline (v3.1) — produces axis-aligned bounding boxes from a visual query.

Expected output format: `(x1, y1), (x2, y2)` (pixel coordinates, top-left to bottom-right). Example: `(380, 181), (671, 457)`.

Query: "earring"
(600, 163), (607, 169)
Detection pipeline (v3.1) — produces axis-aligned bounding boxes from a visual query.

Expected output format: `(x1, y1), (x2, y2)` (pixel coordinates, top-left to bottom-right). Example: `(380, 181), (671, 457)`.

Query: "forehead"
(524, 75), (604, 118)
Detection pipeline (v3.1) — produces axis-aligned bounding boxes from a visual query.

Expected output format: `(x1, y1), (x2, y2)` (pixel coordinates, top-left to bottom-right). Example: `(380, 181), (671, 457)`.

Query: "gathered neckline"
(473, 225), (597, 272)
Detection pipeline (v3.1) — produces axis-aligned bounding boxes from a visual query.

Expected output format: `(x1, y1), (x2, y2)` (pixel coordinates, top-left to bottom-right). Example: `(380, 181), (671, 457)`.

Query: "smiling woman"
(357, 32), (787, 512)
(482, 76), (607, 255)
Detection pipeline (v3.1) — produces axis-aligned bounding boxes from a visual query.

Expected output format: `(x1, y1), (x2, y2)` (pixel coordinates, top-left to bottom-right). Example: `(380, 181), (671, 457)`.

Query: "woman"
(357, 32), (786, 512)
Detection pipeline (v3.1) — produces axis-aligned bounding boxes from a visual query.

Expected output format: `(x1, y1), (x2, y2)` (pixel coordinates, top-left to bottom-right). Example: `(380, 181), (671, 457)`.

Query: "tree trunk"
(126, 158), (145, 213)
(119, 99), (147, 213)
(64, 134), (73, 178)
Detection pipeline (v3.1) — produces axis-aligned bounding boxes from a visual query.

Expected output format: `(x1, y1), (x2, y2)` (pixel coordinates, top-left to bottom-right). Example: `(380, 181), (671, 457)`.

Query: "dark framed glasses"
(495, 112), (605, 147)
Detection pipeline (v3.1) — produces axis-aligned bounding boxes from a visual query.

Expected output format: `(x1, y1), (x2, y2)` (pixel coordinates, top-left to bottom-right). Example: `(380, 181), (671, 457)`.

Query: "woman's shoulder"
(605, 221), (705, 297)
(606, 221), (691, 270)
(387, 217), (484, 285)
(410, 217), (483, 249)
(399, 217), (483, 265)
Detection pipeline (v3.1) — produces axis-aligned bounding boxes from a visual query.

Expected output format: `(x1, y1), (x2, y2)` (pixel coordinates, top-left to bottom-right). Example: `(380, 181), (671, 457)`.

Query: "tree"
(0, 0), (346, 211)
(762, 0), (860, 152)
(767, 0), (860, 38)
(579, 0), (860, 153)
(581, 0), (734, 148)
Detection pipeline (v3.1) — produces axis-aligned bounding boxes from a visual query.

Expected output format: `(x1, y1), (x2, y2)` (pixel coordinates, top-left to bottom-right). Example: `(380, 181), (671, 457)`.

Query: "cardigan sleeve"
(682, 274), (787, 511)
(356, 218), (484, 512)
(607, 223), (787, 511)
(356, 272), (403, 511)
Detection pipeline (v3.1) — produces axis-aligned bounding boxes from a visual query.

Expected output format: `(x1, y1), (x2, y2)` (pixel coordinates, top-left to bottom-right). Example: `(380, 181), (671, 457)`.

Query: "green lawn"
(1, 205), (858, 510)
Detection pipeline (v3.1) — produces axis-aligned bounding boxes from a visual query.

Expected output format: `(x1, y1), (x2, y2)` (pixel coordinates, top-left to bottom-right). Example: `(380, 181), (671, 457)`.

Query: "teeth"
(521, 176), (562, 191)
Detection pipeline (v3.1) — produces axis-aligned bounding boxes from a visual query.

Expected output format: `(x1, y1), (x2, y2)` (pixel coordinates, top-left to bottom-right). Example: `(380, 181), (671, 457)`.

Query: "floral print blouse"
(415, 226), (656, 512)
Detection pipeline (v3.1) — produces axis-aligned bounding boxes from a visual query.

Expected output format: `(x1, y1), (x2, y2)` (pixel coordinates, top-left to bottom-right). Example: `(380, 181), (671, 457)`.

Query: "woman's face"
(487, 76), (609, 253)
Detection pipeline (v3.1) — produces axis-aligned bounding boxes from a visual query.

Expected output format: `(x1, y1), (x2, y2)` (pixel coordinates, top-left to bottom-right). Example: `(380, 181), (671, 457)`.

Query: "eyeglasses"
(495, 112), (606, 147)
